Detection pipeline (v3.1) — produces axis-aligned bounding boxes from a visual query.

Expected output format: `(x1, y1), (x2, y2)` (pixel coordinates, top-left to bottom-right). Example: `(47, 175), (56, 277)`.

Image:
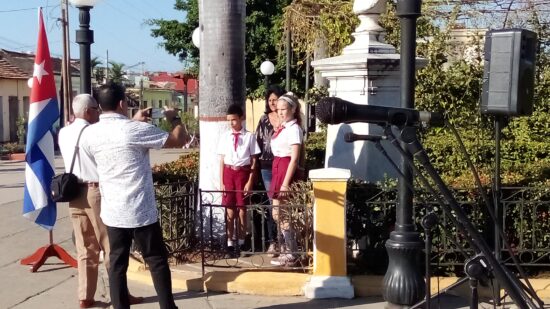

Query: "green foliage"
(304, 130), (326, 171)
(147, 0), (199, 65)
(152, 151), (199, 183)
(91, 57), (105, 84)
(377, 1), (550, 187)
(16, 116), (26, 145)
(108, 61), (125, 84)
(0, 142), (25, 155)
(157, 119), (173, 133)
(283, 0), (358, 57)
(180, 111), (198, 137)
(148, 0), (302, 98)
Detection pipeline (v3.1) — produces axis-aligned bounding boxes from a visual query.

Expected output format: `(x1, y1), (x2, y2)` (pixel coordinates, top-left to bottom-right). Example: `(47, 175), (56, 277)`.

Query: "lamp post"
(70, 0), (99, 94)
(260, 60), (275, 90)
(192, 27), (201, 49)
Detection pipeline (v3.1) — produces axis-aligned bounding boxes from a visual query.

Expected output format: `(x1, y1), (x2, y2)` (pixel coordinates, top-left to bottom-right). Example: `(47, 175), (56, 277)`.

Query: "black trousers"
(106, 222), (177, 309)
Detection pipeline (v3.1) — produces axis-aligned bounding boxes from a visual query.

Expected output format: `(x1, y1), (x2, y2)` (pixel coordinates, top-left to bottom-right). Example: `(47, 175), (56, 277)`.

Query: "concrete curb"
(127, 259), (550, 299)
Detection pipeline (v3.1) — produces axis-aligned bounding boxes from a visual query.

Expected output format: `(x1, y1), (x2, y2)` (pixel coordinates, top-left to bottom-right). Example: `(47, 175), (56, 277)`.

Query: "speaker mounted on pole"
(481, 29), (538, 116)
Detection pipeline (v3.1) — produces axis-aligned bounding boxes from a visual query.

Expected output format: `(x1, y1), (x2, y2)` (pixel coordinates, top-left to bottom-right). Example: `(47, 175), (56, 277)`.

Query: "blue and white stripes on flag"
(22, 8), (60, 230)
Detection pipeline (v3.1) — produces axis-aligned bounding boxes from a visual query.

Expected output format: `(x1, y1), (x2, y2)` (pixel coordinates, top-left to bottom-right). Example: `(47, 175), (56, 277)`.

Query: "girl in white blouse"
(269, 92), (303, 266)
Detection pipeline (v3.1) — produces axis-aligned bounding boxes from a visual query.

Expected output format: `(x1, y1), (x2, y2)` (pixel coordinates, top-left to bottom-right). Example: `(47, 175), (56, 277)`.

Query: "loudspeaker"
(481, 29), (537, 116)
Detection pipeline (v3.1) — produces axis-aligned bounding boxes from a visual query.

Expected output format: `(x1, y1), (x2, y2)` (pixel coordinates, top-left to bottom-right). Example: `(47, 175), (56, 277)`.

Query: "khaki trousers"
(69, 186), (110, 301)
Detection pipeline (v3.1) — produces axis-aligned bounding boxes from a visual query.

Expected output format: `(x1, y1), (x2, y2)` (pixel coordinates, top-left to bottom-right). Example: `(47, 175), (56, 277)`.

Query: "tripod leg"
(470, 278), (478, 309)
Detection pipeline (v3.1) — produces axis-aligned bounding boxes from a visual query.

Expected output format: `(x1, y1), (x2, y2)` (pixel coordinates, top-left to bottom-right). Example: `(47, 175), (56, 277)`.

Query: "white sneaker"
(270, 254), (298, 266)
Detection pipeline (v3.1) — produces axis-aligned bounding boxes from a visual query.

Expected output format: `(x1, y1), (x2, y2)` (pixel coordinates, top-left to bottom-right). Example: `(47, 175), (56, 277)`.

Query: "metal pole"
(75, 6), (94, 94)
(493, 115), (503, 304)
(60, 0), (69, 126)
(382, 0), (425, 306)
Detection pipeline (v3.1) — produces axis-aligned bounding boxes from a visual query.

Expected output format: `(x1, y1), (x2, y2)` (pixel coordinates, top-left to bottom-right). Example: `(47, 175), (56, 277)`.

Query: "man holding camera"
(80, 82), (186, 309)
(58, 94), (143, 308)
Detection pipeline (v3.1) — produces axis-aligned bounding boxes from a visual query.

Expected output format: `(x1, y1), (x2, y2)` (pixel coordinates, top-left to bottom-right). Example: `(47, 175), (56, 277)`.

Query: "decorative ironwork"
(347, 186), (550, 274)
(198, 189), (313, 275)
(155, 181), (198, 263)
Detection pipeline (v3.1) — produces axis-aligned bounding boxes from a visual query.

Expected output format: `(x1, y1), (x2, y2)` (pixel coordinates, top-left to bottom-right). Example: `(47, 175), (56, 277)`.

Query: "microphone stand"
(394, 126), (538, 308)
(351, 131), (479, 308)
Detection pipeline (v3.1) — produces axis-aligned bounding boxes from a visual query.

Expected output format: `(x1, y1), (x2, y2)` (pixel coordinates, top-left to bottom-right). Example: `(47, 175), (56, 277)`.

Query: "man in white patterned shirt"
(81, 82), (186, 309)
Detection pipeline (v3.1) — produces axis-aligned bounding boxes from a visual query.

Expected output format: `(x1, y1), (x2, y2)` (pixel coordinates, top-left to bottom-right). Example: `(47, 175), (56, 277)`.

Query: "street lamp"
(192, 27), (200, 49)
(260, 60), (275, 89)
(70, 0), (99, 94)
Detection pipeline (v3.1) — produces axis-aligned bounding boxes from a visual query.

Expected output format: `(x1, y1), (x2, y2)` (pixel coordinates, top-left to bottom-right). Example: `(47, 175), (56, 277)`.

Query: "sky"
(0, 0), (187, 73)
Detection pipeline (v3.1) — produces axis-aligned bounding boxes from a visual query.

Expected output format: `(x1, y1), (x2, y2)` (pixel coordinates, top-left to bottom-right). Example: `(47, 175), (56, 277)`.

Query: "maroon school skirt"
(269, 156), (293, 199)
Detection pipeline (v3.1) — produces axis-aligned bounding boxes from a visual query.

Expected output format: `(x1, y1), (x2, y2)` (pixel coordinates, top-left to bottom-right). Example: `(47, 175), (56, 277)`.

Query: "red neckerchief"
(272, 125), (285, 139)
(232, 132), (240, 151)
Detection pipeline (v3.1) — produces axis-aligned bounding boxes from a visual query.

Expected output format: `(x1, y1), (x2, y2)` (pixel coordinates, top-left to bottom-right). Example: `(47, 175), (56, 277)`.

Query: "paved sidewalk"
(0, 149), (533, 308)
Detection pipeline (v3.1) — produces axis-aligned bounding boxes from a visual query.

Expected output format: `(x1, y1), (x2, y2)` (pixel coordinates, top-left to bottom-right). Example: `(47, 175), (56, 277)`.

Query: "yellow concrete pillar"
(304, 168), (354, 299)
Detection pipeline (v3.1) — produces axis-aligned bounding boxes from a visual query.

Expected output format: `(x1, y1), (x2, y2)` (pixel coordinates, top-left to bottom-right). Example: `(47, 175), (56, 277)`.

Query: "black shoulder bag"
(51, 125), (89, 202)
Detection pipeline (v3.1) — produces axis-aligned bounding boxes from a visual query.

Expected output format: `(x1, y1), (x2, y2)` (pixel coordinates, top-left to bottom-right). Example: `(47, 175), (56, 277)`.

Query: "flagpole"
(20, 7), (77, 273)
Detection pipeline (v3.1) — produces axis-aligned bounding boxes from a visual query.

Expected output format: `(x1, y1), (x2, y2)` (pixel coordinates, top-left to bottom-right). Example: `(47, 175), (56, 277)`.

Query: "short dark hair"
(95, 81), (126, 112)
(265, 85), (285, 114)
(227, 104), (244, 117)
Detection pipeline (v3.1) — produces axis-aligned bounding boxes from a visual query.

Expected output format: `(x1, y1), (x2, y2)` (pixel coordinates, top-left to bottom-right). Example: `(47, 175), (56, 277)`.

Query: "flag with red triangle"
(23, 8), (60, 230)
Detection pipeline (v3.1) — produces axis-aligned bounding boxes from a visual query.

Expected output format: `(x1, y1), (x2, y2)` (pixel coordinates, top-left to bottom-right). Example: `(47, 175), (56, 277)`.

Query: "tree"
(147, 0), (199, 65)
(91, 56), (105, 84)
(197, 0), (246, 233)
(281, 0), (357, 57)
(148, 0), (299, 98)
(379, 0), (550, 186)
(108, 61), (125, 84)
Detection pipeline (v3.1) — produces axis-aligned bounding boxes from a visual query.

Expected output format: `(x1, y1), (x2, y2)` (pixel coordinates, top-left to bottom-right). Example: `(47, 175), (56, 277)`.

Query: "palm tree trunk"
(198, 0), (246, 237)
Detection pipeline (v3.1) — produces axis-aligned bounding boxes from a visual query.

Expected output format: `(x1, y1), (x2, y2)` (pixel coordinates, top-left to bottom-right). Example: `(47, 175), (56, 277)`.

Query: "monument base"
(304, 276), (355, 299)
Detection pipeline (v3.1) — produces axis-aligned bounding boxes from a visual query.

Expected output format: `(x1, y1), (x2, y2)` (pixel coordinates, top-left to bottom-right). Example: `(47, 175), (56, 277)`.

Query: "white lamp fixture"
(192, 27), (200, 48)
(69, 0), (100, 6)
(260, 60), (275, 76)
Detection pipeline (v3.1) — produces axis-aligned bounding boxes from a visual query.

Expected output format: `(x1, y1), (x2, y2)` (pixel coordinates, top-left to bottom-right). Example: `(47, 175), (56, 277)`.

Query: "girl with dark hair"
(255, 85), (285, 257)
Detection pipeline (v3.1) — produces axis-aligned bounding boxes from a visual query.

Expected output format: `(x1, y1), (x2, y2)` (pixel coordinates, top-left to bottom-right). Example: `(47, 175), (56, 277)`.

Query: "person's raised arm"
(163, 108), (187, 148)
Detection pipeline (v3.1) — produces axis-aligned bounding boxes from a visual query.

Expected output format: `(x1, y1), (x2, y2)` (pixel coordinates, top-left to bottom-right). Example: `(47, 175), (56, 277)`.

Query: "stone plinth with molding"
(311, 0), (426, 182)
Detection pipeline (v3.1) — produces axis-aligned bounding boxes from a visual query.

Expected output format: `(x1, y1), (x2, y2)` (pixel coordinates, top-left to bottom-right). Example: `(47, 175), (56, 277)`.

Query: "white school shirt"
(81, 113), (168, 228)
(58, 118), (98, 182)
(217, 128), (260, 166)
(270, 119), (303, 157)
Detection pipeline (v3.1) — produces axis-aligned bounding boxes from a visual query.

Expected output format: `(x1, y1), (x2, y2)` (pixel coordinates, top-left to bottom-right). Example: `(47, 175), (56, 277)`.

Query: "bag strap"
(68, 124), (89, 173)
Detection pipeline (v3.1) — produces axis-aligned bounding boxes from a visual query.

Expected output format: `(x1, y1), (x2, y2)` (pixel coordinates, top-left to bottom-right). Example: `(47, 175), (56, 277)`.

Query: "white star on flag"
(33, 60), (49, 84)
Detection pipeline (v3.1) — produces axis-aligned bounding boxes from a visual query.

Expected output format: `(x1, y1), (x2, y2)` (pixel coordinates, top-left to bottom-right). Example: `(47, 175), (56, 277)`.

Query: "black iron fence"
(153, 181), (550, 275)
(198, 189), (313, 275)
(155, 181), (198, 263)
(346, 185), (550, 275)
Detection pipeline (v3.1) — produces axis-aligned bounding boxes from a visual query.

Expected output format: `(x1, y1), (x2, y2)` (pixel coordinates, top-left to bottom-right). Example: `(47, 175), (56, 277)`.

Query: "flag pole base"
(20, 231), (77, 272)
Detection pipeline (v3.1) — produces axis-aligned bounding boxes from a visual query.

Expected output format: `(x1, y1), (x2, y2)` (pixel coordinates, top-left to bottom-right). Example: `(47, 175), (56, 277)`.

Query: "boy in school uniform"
(218, 104), (261, 253)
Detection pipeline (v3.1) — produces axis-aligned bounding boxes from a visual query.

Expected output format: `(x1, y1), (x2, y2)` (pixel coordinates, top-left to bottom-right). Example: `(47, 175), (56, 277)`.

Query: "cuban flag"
(22, 8), (60, 230)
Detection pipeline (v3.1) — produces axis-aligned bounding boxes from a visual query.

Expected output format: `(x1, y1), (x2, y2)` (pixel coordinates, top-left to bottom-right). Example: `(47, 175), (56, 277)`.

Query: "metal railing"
(155, 181), (198, 263)
(346, 186), (550, 274)
(198, 189), (313, 275)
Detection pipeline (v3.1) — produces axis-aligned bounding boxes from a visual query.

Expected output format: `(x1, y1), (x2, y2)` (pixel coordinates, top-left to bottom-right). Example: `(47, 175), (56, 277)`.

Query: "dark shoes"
(79, 294), (142, 308)
(129, 294), (144, 305)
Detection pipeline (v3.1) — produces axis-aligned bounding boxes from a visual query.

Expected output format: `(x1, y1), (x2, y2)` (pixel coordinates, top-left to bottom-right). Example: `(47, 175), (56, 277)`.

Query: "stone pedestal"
(311, 0), (426, 183)
(304, 168), (354, 299)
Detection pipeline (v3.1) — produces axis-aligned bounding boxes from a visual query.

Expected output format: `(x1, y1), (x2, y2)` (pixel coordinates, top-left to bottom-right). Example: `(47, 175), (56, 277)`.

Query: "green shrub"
(152, 151), (199, 183)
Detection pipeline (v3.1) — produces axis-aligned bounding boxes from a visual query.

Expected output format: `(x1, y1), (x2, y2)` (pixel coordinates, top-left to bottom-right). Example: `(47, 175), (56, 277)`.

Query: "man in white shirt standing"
(81, 82), (186, 309)
(58, 94), (143, 308)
